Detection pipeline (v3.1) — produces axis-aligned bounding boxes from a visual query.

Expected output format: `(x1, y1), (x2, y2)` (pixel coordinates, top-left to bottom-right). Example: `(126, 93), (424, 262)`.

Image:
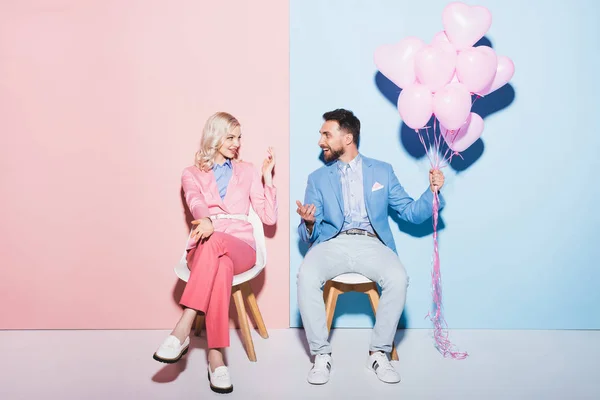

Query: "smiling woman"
(195, 112), (242, 170)
(153, 111), (278, 394)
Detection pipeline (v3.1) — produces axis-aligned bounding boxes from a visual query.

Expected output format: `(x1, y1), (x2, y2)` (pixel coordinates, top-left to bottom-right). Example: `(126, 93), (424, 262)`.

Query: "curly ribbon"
(416, 117), (468, 360)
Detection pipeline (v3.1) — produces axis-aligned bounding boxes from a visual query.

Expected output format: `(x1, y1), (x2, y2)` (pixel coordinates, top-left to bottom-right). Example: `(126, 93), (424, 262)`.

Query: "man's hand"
(429, 169), (445, 193)
(191, 217), (214, 242)
(296, 200), (316, 233)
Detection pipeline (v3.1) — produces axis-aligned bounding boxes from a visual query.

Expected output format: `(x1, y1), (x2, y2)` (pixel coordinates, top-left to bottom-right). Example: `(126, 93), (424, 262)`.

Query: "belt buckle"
(355, 229), (375, 238)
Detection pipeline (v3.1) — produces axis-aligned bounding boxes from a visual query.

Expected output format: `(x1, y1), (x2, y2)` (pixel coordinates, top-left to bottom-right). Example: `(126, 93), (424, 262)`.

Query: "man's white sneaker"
(366, 351), (401, 383)
(307, 354), (333, 385)
(153, 335), (190, 363)
(207, 366), (233, 394)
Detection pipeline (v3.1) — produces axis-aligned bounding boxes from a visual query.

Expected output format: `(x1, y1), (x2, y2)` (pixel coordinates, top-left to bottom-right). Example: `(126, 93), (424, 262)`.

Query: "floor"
(1, 328), (599, 399)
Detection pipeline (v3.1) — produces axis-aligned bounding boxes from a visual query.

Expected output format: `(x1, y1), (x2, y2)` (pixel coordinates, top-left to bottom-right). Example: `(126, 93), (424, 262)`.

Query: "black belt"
(339, 228), (377, 238)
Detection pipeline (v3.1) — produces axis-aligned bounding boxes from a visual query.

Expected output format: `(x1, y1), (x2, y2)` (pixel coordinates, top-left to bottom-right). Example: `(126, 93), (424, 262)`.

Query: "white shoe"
(366, 352), (401, 383)
(208, 366), (233, 394)
(307, 354), (332, 385)
(153, 335), (190, 363)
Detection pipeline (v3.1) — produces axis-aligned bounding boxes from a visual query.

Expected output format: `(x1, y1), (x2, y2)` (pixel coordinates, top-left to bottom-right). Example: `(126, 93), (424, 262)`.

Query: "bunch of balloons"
(374, 1), (514, 153)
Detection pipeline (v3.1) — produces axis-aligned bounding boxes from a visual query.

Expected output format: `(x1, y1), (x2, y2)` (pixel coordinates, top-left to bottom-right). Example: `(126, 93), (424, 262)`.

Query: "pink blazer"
(182, 161), (277, 251)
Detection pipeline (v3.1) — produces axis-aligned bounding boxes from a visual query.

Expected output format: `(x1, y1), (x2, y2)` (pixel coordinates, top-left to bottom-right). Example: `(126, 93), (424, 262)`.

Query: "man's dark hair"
(323, 108), (360, 146)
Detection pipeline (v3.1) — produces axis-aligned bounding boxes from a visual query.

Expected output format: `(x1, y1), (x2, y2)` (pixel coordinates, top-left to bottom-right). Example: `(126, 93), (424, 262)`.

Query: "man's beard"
(323, 147), (344, 162)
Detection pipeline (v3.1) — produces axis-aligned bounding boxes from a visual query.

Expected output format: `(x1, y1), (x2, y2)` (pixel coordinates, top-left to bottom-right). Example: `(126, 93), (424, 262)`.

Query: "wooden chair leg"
(324, 282), (342, 332)
(194, 314), (205, 337)
(365, 284), (380, 314)
(241, 281), (268, 339)
(365, 285), (399, 361)
(323, 281), (332, 328)
(323, 281), (332, 303)
(232, 285), (257, 362)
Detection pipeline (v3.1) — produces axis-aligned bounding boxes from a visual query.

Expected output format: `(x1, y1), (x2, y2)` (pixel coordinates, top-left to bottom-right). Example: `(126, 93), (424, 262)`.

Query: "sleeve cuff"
(421, 188), (446, 208)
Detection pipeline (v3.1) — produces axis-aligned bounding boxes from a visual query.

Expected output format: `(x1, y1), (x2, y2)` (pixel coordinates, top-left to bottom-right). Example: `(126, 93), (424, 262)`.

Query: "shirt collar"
(213, 159), (232, 170)
(337, 153), (361, 172)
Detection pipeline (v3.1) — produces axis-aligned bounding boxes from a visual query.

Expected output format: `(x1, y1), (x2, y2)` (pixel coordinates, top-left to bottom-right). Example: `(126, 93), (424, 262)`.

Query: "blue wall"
(290, 0), (600, 329)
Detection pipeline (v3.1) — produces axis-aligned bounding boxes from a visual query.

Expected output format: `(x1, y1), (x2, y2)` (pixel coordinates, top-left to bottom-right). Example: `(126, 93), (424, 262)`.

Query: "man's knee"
(297, 263), (324, 291)
(381, 266), (408, 290)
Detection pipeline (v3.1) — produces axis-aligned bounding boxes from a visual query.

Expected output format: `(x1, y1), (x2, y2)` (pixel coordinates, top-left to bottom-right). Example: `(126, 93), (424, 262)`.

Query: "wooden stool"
(193, 281), (268, 362)
(323, 274), (399, 361)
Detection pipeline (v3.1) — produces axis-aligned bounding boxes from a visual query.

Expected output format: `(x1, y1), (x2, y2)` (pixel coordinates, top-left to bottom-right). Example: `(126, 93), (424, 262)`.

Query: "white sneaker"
(153, 335), (190, 363)
(366, 352), (401, 384)
(307, 354), (333, 385)
(208, 366), (233, 394)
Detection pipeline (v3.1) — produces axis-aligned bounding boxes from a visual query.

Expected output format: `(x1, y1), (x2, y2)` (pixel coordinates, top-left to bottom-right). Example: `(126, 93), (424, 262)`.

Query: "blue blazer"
(298, 155), (445, 254)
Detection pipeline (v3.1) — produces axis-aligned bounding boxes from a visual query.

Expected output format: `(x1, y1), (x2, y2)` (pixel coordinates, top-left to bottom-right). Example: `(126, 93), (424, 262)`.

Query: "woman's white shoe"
(153, 335), (190, 363)
(207, 366), (233, 394)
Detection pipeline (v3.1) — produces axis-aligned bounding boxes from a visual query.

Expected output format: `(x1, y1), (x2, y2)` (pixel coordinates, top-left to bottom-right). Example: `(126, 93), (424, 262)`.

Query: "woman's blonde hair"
(195, 112), (240, 171)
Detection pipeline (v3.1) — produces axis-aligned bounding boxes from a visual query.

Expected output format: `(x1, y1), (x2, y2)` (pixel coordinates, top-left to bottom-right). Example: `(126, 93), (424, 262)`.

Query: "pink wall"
(0, 0), (289, 329)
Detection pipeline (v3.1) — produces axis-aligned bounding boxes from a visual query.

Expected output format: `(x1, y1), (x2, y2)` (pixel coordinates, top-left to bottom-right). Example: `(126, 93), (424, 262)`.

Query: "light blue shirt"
(212, 159), (233, 200)
(337, 154), (375, 234)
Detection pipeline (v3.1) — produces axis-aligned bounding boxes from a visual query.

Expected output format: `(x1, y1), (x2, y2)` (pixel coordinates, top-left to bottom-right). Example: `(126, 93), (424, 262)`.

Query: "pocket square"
(371, 182), (384, 192)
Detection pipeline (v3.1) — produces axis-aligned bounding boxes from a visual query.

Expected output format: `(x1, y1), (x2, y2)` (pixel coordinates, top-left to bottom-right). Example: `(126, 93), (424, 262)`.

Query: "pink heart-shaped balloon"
(432, 30), (450, 44)
(415, 44), (457, 93)
(442, 2), (492, 50)
(479, 55), (515, 96)
(374, 37), (425, 89)
(398, 83), (433, 130)
(432, 30), (457, 55)
(456, 45), (497, 93)
(441, 112), (484, 152)
(433, 82), (472, 130)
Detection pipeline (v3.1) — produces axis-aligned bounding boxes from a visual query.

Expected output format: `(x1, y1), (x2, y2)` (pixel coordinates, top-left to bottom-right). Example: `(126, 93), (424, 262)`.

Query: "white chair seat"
(174, 206), (267, 286)
(331, 273), (373, 285)
(232, 265), (263, 286)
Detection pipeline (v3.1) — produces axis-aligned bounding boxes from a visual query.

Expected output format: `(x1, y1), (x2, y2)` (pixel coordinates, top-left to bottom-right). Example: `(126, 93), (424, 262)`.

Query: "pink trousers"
(180, 232), (256, 349)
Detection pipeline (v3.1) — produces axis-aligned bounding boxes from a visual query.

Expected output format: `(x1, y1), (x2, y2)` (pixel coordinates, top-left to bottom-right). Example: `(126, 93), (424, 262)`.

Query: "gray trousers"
(297, 234), (408, 355)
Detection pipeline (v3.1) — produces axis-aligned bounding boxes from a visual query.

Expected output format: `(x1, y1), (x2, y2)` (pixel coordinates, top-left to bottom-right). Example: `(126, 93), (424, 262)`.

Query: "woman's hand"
(191, 217), (214, 242)
(262, 146), (276, 187)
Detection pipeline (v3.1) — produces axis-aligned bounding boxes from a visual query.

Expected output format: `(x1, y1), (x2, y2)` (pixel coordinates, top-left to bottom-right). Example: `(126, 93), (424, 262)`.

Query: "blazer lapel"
(362, 156), (374, 215)
(222, 161), (240, 210)
(197, 166), (227, 210)
(328, 164), (344, 213)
